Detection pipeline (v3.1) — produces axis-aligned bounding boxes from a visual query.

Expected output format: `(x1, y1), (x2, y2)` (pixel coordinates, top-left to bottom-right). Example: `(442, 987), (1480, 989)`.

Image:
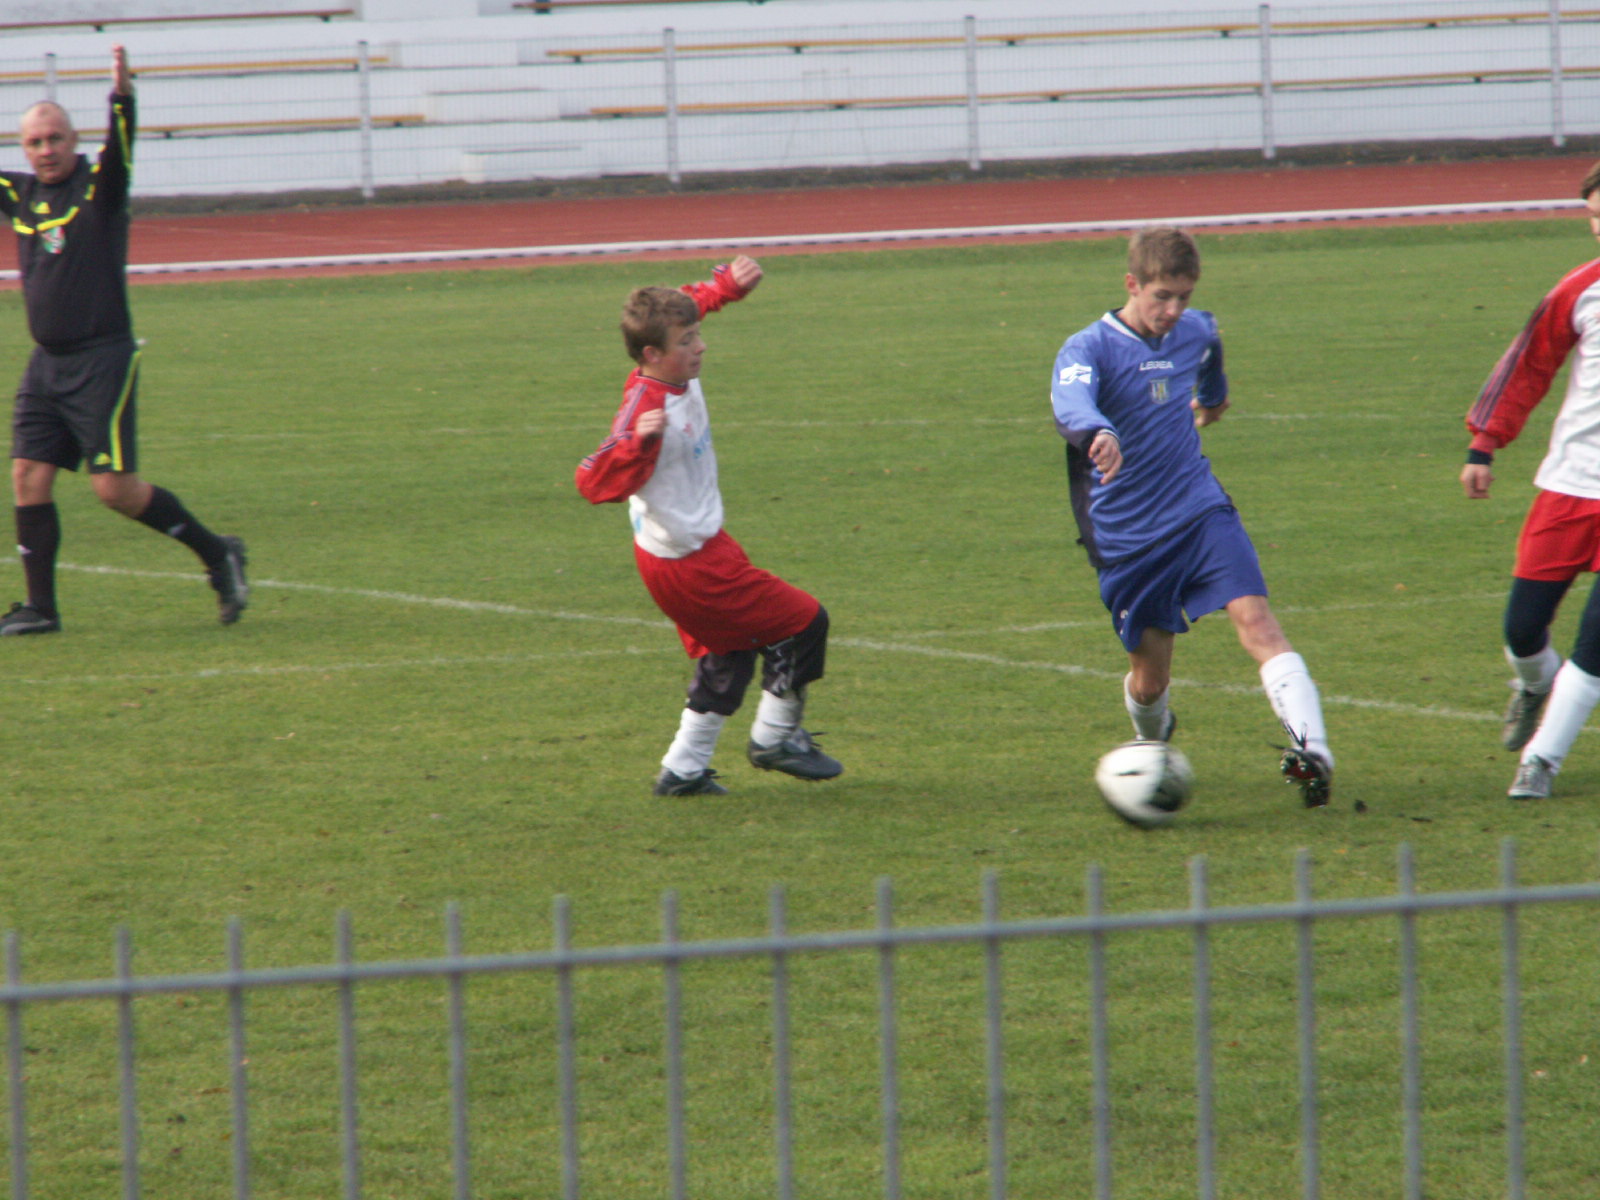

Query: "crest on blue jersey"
(1149, 378), (1170, 404)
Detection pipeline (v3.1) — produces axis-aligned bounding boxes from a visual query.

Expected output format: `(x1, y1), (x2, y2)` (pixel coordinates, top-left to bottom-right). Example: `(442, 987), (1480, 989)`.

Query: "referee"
(0, 44), (246, 635)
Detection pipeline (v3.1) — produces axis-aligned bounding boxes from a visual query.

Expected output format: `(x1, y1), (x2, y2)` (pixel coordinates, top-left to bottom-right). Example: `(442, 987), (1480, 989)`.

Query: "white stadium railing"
(0, 1), (1593, 198)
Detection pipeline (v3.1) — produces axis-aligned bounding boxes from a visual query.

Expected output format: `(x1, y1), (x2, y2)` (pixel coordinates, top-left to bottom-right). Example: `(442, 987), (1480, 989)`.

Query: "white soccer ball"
(1094, 740), (1194, 829)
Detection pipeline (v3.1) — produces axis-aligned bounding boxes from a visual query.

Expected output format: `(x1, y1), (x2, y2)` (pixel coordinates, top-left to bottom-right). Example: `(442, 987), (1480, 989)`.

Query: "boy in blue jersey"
(1051, 226), (1334, 806)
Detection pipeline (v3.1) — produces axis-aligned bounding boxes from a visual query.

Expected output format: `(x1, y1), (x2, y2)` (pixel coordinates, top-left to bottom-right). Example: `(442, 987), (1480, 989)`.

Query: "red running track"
(3, 155), (1594, 282)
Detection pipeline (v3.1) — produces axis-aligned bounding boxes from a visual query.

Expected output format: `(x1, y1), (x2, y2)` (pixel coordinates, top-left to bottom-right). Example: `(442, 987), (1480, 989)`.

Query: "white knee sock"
(1260, 651), (1332, 768)
(1505, 642), (1561, 694)
(1123, 674), (1171, 740)
(1522, 660), (1600, 770)
(661, 708), (727, 776)
(749, 690), (804, 749)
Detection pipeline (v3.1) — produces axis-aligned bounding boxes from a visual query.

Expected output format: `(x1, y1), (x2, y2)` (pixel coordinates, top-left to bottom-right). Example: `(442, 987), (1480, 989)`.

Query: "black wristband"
(1466, 449), (1493, 466)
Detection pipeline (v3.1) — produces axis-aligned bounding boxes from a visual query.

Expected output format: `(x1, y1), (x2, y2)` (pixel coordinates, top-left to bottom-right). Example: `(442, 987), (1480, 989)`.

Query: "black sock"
(135, 486), (227, 566)
(16, 502), (60, 616)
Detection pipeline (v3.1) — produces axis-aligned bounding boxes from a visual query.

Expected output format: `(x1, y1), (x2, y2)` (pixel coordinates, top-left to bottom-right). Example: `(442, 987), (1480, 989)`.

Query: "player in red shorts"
(577, 256), (842, 796)
(1462, 159), (1600, 799)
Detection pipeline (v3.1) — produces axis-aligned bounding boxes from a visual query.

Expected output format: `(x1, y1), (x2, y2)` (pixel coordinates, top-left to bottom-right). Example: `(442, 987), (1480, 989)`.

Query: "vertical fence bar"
(227, 920), (251, 1200)
(356, 40), (375, 200)
(1189, 859), (1216, 1200)
(769, 887), (795, 1200)
(1500, 840), (1525, 1200)
(963, 15), (981, 172)
(1548, 0), (1566, 147)
(981, 872), (1005, 1200)
(664, 28), (681, 188)
(663, 891), (688, 1200)
(42, 53), (57, 103)
(1087, 865), (1112, 1200)
(116, 927), (141, 1200)
(877, 878), (902, 1200)
(1294, 850), (1320, 1200)
(336, 911), (362, 1200)
(445, 905), (470, 1200)
(6, 933), (29, 1200)
(1257, 4), (1276, 160)
(555, 896), (580, 1200)
(1397, 845), (1423, 1200)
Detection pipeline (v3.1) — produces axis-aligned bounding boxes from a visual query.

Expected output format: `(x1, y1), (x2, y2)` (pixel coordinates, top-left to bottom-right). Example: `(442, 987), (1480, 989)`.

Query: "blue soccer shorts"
(1097, 505), (1268, 652)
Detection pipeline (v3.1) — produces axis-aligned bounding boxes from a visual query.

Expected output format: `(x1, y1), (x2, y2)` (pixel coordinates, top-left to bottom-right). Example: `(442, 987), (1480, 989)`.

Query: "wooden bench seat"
(0, 9), (354, 34)
(0, 112), (424, 143)
(589, 63), (1600, 118)
(545, 8), (1600, 63)
(0, 55), (388, 86)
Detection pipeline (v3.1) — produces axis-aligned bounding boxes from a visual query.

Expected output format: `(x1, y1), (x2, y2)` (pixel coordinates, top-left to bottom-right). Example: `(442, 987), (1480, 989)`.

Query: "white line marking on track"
(0, 199), (1568, 281)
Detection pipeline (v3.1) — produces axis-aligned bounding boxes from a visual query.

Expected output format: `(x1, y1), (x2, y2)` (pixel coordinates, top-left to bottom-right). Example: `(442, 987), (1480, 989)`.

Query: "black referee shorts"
(12, 336), (141, 474)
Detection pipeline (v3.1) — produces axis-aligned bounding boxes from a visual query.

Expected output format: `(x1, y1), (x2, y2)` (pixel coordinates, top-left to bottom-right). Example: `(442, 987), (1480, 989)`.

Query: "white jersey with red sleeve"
(1467, 257), (1600, 498)
(574, 265), (751, 558)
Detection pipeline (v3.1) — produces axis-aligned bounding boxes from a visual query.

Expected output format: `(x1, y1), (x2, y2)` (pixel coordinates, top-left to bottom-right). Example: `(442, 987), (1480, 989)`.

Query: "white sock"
(1522, 660), (1600, 770)
(1260, 651), (1333, 768)
(1505, 643), (1560, 694)
(661, 708), (727, 777)
(1123, 674), (1171, 740)
(749, 689), (804, 749)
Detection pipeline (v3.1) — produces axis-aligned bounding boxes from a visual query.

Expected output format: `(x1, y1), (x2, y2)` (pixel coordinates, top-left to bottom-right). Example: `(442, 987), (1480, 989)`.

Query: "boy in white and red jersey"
(576, 256), (842, 796)
(1462, 160), (1600, 799)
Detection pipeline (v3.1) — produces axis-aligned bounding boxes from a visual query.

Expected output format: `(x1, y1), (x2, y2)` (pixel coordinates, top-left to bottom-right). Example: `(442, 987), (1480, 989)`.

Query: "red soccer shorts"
(1514, 489), (1600, 580)
(634, 528), (820, 658)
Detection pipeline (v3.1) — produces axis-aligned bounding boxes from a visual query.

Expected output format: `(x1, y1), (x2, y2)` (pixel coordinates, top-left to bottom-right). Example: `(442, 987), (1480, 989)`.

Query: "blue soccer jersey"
(1050, 307), (1231, 566)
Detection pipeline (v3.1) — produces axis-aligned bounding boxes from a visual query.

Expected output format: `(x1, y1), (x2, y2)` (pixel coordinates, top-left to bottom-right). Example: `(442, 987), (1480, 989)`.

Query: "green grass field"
(0, 220), (1597, 1198)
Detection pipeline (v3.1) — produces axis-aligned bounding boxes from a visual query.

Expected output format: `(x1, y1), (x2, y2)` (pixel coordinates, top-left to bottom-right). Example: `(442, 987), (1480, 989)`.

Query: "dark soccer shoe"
(208, 536), (250, 625)
(747, 729), (843, 781)
(1501, 684), (1551, 753)
(1280, 747), (1332, 808)
(0, 602), (60, 636)
(653, 768), (729, 797)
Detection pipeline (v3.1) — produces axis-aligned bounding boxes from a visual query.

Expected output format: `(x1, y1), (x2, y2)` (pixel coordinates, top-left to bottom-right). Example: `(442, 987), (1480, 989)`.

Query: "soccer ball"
(1094, 740), (1194, 829)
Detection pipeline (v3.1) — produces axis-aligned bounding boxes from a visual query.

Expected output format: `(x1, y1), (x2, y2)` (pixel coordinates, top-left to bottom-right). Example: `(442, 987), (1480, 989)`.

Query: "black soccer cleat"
(747, 729), (843, 780)
(0, 602), (60, 636)
(1501, 683), (1551, 753)
(1280, 746), (1333, 808)
(208, 536), (249, 625)
(653, 768), (729, 797)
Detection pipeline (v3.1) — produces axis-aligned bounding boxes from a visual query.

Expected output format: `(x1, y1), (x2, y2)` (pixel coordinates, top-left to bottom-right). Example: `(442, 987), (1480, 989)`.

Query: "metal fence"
(0, 0), (1595, 198)
(3, 839), (1597, 1199)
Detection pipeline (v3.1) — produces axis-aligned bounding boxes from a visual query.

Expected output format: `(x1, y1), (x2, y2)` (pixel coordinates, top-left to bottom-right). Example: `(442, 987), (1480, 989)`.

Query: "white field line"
(16, 559), (1501, 723)
(837, 636), (1497, 724)
(149, 407), (1356, 448)
(896, 591), (1512, 638)
(5, 646), (661, 687)
(0, 199), (1570, 281)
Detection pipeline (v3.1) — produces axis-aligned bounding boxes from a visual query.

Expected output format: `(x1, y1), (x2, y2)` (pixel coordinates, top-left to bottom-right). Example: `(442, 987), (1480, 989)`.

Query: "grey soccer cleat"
(0, 602), (60, 636)
(1508, 755), (1555, 800)
(653, 768), (729, 797)
(208, 536), (250, 625)
(1501, 683), (1551, 752)
(747, 728), (843, 780)
(1280, 746), (1333, 808)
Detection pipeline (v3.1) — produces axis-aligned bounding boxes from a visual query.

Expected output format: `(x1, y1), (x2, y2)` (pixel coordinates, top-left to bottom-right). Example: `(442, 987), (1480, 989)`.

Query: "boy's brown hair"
(1127, 225), (1201, 284)
(1581, 160), (1600, 200)
(621, 286), (699, 364)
